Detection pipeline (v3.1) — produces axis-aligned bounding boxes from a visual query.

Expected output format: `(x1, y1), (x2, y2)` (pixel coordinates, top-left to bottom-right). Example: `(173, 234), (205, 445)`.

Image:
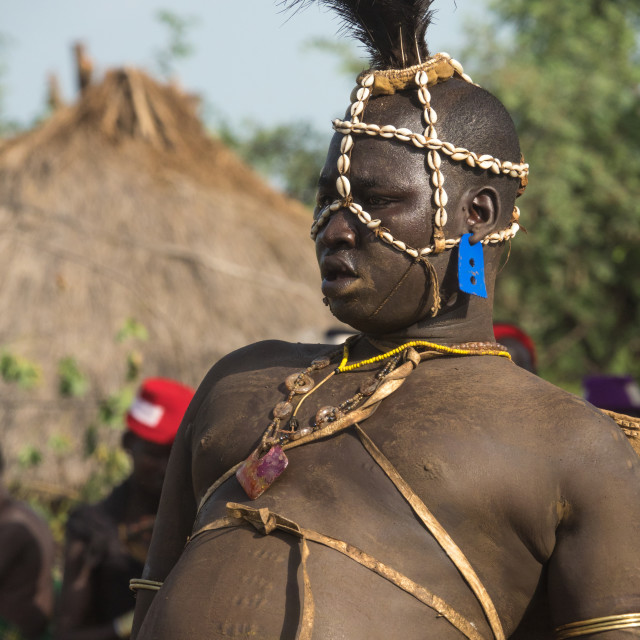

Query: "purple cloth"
(583, 375), (640, 413)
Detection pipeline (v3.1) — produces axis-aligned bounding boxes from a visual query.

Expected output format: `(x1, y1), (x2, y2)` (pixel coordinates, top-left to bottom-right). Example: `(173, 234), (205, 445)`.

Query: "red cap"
(126, 378), (195, 445)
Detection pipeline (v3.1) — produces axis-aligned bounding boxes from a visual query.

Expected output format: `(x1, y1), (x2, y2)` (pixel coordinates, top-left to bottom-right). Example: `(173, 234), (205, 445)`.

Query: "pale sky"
(1, 1), (488, 132)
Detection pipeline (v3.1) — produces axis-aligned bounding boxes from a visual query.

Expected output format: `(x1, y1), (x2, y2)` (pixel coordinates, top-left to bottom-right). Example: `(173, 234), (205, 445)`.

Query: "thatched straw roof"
(0, 67), (335, 485)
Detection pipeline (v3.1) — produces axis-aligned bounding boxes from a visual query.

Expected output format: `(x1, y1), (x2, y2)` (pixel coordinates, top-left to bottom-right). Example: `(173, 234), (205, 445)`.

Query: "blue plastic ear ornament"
(458, 234), (487, 298)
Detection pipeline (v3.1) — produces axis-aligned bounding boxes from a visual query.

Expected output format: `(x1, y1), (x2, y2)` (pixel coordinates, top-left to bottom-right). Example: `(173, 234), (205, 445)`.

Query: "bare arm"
(0, 523), (51, 637)
(0, 522), (28, 575)
(55, 537), (122, 640)
(131, 425), (196, 637)
(131, 340), (297, 637)
(548, 412), (640, 637)
(131, 366), (217, 638)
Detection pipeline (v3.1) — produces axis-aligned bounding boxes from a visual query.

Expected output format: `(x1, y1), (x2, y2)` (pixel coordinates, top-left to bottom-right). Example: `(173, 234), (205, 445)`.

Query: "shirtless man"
(132, 3), (640, 638)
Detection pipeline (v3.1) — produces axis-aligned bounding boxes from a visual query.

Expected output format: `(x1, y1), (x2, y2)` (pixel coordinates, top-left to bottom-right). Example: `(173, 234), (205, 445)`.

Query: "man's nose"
(317, 208), (357, 249)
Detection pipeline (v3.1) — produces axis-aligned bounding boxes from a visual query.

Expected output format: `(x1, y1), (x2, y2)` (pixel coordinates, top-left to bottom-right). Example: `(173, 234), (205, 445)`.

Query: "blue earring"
(458, 234), (487, 298)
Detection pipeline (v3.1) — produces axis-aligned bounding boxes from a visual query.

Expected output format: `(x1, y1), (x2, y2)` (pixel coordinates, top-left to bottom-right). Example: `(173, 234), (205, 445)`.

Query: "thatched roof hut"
(0, 66), (335, 485)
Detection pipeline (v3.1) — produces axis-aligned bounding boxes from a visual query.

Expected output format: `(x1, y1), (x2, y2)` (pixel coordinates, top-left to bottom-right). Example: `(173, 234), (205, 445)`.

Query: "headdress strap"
(311, 54), (528, 262)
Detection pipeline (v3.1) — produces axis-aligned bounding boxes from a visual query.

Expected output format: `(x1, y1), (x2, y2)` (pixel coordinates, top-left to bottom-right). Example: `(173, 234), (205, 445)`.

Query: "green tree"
(302, 37), (365, 77)
(8, 318), (149, 537)
(0, 33), (7, 132)
(155, 10), (197, 79)
(218, 120), (329, 206)
(466, 1), (640, 384)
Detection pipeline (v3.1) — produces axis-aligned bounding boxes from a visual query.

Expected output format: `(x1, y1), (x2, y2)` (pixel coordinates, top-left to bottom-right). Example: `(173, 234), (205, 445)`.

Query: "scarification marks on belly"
(214, 620), (260, 637)
(252, 544), (286, 563)
(216, 571), (277, 637)
(231, 590), (270, 610)
(228, 545), (285, 612)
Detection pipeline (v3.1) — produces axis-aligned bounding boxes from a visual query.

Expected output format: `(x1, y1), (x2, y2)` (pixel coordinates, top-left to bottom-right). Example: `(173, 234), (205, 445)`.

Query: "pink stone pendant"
(236, 446), (289, 500)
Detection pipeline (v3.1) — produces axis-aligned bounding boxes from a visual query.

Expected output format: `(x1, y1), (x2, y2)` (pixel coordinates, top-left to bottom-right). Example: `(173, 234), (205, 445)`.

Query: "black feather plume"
(281, 0), (436, 69)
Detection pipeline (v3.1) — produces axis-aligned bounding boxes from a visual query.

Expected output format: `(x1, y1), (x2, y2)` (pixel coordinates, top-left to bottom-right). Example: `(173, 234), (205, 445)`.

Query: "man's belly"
(140, 525), (494, 640)
(140, 432), (540, 639)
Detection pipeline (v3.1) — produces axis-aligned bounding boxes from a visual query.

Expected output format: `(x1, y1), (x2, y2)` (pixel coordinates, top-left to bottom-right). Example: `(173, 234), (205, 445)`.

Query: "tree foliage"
(301, 37), (366, 77)
(8, 319), (151, 544)
(155, 10), (197, 79)
(218, 120), (329, 206)
(465, 0), (640, 384)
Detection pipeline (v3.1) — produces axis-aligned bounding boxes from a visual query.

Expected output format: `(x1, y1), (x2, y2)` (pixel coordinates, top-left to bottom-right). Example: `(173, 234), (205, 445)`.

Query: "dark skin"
(0, 483), (54, 639)
(132, 92), (640, 639)
(57, 435), (172, 640)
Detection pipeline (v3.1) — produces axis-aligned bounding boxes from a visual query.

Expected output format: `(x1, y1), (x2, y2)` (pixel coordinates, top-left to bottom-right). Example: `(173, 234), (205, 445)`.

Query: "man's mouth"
(321, 255), (359, 296)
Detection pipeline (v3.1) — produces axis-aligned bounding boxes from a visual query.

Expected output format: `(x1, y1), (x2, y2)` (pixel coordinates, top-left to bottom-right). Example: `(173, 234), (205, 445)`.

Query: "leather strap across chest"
(191, 497), (488, 640)
(192, 350), (505, 640)
(189, 349), (640, 639)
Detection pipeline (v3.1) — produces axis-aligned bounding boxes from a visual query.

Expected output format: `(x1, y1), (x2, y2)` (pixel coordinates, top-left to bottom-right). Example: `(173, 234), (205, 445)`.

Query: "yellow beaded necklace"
(235, 335), (510, 500)
(337, 339), (511, 373)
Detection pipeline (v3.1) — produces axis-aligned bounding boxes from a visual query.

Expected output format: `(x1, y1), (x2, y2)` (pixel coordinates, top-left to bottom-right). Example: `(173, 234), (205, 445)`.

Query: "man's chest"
(193, 363), (543, 501)
(191, 363), (461, 496)
(189, 366), (559, 637)
(192, 364), (556, 562)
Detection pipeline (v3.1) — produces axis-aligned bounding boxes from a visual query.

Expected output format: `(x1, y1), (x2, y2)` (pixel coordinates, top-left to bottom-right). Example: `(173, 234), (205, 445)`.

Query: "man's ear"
(465, 187), (500, 245)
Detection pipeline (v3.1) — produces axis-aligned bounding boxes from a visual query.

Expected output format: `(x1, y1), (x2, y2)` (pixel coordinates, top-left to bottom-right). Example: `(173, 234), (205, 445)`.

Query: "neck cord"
(236, 335), (512, 500)
(288, 336), (510, 429)
(338, 338), (511, 372)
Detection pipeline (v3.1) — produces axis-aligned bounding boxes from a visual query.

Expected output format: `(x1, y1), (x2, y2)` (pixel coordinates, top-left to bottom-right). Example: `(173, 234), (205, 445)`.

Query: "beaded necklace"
(236, 336), (510, 500)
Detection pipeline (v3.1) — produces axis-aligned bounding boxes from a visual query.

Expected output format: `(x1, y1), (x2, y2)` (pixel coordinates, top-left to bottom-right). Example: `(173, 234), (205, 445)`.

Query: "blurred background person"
(493, 322), (538, 374)
(0, 445), (55, 640)
(56, 378), (194, 640)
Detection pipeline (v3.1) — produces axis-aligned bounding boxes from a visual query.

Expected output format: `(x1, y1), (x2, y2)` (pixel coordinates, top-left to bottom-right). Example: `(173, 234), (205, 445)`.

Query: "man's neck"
(364, 298), (496, 350)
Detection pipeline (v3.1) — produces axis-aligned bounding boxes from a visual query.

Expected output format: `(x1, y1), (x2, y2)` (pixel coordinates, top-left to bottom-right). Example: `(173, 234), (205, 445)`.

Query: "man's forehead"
(319, 91), (431, 176)
(321, 125), (429, 189)
(319, 160), (418, 191)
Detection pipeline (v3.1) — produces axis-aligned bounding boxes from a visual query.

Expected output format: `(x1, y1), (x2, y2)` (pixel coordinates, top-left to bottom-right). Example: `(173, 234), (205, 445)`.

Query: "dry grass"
(0, 68), (336, 486)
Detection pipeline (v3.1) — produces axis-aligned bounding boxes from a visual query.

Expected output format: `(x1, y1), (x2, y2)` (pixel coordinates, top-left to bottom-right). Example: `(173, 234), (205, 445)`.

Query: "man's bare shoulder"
(480, 359), (639, 480)
(200, 339), (330, 385)
(435, 356), (635, 466)
(184, 340), (333, 434)
(504, 358), (627, 427)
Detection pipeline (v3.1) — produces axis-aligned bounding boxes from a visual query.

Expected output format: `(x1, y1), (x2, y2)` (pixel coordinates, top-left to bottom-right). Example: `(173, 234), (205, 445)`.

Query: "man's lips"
(320, 254), (359, 296)
(320, 254), (358, 281)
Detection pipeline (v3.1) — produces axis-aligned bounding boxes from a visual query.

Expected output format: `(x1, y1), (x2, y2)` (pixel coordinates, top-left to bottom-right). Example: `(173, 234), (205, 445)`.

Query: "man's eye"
(366, 196), (390, 207)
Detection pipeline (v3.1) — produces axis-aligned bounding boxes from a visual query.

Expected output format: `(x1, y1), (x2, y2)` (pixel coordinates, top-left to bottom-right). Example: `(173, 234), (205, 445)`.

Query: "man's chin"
(327, 297), (434, 337)
(324, 297), (389, 335)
